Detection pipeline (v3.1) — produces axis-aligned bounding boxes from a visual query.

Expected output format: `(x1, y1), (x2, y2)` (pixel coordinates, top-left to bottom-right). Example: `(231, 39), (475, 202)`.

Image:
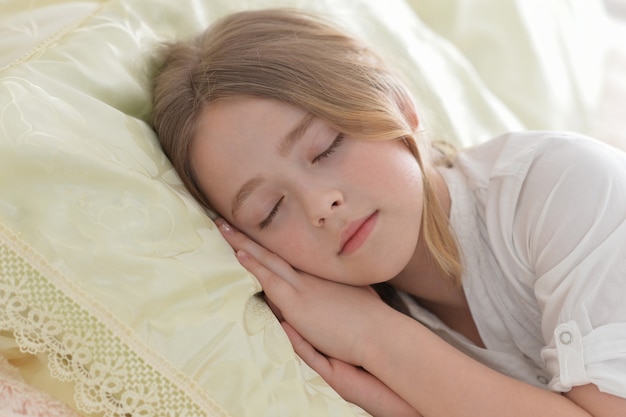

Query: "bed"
(1, 1), (624, 416)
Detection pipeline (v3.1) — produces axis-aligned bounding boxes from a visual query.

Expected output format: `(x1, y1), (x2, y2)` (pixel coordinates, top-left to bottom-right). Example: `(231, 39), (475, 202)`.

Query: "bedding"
(0, 0), (623, 416)
(0, 356), (81, 417)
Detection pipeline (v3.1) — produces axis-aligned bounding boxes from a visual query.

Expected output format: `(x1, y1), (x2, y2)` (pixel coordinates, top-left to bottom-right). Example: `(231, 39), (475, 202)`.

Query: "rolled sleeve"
(543, 321), (626, 396)
(519, 135), (626, 397)
(455, 132), (626, 396)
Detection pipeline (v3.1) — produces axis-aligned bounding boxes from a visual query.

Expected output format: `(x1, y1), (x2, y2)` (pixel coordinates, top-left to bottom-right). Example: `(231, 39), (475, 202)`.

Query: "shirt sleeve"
(508, 133), (626, 397)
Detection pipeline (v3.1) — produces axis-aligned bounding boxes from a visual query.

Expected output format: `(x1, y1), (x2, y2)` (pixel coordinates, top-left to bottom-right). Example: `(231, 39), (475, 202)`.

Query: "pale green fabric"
(0, 0), (610, 416)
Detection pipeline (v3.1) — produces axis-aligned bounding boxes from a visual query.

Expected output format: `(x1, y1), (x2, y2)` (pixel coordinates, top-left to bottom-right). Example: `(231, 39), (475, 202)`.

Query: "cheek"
(352, 143), (421, 189)
(206, 196), (237, 229)
(256, 227), (326, 274)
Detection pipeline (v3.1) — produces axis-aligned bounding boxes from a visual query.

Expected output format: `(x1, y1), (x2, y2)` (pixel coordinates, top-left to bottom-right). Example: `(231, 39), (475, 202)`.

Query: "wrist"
(357, 303), (415, 369)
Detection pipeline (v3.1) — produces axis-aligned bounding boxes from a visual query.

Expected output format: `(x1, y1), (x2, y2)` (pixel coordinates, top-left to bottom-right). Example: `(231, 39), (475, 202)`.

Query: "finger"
(217, 220), (296, 281)
(281, 322), (333, 378)
(215, 220), (262, 256)
(261, 293), (284, 321)
(215, 218), (250, 251)
(236, 249), (295, 303)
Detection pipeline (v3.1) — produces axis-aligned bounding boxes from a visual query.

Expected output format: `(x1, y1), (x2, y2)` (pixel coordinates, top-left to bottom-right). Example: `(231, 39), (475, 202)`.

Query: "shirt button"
(559, 331), (573, 345)
(537, 375), (549, 385)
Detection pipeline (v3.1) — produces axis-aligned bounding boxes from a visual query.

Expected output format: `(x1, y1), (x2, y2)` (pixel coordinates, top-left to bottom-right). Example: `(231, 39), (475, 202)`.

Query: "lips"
(338, 211), (378, 255)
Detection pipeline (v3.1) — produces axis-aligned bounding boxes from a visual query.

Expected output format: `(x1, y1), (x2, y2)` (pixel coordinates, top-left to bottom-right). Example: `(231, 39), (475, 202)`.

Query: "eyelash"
(312, 133), (344, 163)
(259, 133), (344, 230)
(259, 196), (284, 230)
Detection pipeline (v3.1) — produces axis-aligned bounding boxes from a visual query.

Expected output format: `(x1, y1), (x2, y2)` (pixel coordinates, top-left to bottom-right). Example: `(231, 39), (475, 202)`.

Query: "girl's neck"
(389, 168), (460, 306)
(389, 237), (466, 309)
(388, 170), (486, 348)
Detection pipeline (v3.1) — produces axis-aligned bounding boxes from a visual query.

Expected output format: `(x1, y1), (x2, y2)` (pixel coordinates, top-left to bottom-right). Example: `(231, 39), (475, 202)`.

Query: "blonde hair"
(151, 8), (462, 285)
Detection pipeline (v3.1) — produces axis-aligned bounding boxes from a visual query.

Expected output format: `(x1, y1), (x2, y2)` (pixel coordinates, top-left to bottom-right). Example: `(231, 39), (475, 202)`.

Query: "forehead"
(189, 97), (306, 213)
(194, 97), (306, 143)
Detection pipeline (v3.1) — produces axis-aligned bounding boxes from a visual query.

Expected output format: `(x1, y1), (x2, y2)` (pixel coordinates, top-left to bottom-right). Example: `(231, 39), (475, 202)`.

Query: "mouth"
(338, 211), (379, 256)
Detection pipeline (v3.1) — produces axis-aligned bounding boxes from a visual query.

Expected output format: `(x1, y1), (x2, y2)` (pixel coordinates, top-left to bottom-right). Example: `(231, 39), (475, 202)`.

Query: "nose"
(300, 185), (343, 227)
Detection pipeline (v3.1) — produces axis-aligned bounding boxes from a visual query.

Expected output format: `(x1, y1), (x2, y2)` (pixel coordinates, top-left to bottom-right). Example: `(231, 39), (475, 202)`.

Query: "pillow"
(0, 0), (609, 416)
(0, 357), (82, 417)
(404, 0), (609, 134)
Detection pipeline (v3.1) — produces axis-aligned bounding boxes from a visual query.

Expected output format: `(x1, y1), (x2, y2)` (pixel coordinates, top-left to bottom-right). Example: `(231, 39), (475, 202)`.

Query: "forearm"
(360, 307), (592, 417)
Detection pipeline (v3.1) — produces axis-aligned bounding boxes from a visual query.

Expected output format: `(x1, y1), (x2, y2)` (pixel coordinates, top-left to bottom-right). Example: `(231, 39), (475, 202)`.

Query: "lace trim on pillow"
(0, 222), (231, 417)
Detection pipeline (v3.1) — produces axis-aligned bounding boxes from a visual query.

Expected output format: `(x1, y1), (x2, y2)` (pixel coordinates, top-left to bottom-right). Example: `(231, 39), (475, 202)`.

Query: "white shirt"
(401, 131), (626, 397)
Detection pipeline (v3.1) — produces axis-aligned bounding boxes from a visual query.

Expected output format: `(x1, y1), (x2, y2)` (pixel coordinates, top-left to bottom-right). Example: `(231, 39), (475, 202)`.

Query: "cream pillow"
(0, 0), (608, 416)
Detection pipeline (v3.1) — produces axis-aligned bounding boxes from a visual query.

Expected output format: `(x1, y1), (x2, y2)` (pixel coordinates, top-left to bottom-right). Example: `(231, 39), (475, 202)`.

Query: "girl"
(151, 9), (626, 417)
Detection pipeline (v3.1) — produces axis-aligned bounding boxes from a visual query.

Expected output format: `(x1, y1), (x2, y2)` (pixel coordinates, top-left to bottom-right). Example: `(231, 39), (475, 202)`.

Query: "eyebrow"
(231, 113), (315, 219)
(231, 176), (265, 219)
(277, 113), (315, 157)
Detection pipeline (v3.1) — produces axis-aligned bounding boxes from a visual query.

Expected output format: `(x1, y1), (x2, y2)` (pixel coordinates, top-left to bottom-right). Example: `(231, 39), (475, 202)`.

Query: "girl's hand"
(215, 219), (395, 367)
(282, 322), (422, 417)
(216, 219), (419, 416)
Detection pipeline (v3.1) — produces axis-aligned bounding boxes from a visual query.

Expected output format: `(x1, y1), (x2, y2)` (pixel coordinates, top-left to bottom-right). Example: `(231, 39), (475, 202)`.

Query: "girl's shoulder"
(448, 130), (626, 281)
(454, 130), (625, 194)
(453, 131), (626, 282)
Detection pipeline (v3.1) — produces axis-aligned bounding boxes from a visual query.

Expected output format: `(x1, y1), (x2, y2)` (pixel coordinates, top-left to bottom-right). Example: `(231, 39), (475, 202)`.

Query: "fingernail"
(219, 222), (234, 235)
(236, 249), (248, 260)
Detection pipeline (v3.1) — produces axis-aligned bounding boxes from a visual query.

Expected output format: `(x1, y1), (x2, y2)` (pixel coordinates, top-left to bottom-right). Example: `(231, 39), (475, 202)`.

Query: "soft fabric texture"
(0, 357), (81, 417)
(0, 0), (620, 416)
(401, 132), (626, 397)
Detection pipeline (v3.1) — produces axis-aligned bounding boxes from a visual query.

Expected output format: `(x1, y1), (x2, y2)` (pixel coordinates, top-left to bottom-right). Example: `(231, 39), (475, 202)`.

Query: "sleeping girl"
(151, 9), (626, 417)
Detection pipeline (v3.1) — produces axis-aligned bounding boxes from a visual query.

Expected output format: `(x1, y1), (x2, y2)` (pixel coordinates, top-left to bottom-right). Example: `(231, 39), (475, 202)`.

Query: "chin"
(347, 257), (410, 286)
(369, 262), (408, 285)
(377, 238), (418, 281)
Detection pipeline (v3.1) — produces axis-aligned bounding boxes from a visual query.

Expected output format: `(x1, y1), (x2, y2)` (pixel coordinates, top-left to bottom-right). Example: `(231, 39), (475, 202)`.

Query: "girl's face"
(191, 97), (424, 285)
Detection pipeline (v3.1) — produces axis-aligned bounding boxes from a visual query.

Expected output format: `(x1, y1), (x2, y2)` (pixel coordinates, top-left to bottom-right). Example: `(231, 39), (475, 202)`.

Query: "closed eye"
(312, 133), (344, 163)
(259, 196), (284, 230)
